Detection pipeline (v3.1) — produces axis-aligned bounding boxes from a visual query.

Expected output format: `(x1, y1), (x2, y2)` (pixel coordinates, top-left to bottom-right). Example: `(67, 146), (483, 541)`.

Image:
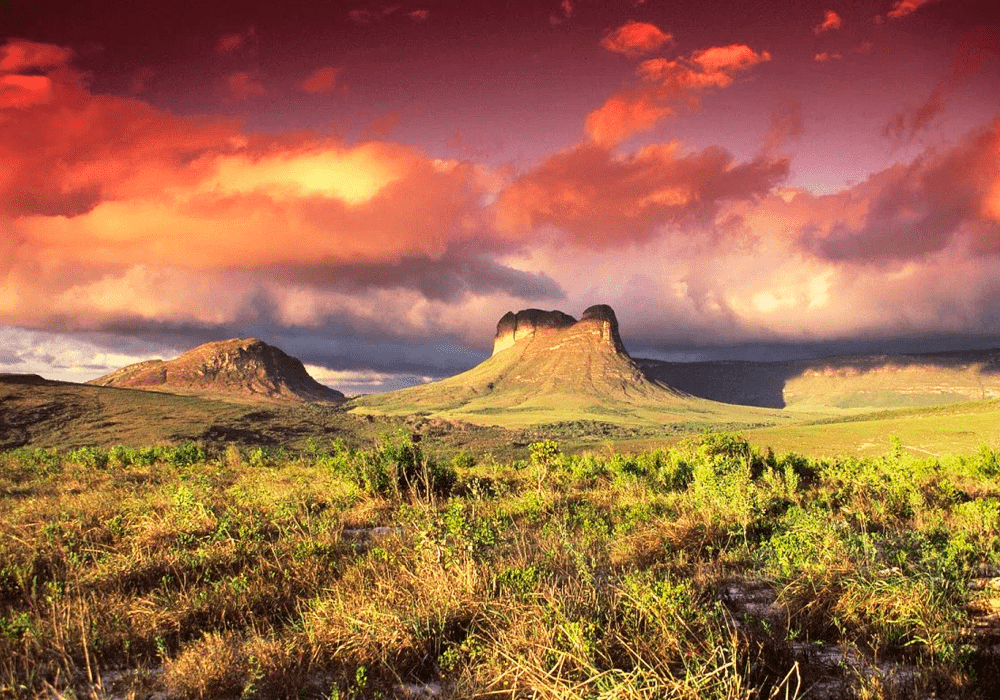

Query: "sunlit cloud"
(801, 118), (1000, 262)
(586, 43), (771, 147)
(0, 39), (73, 72)
(496, 142), (788, 246)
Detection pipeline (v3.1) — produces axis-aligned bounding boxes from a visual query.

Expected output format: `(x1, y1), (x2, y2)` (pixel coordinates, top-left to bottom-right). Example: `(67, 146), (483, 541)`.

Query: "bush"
(346, 432), (455, 499)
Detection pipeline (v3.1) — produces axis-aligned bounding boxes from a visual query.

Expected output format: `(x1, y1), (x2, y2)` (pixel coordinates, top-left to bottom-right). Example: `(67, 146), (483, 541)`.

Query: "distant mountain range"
(6, 309), (1000, 449)
(640, 349), (1000, 409)
(9, 307), (1000, 428)
(356, 304), (1000, 418)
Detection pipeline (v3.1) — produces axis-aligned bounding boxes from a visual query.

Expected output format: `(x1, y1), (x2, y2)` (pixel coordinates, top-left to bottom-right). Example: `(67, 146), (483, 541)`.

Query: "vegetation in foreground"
(1, 435), (999, 699)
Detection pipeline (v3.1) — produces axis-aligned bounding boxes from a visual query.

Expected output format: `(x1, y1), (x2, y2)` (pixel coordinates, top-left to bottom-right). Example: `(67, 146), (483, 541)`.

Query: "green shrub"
(346, 432), (455, 499)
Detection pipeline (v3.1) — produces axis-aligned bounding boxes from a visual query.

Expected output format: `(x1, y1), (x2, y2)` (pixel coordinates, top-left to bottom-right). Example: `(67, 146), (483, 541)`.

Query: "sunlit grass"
(2, 435), (999, 698)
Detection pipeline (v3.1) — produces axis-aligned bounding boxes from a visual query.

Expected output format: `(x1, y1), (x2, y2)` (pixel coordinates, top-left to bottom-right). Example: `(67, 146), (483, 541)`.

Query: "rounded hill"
(88, 338), (345, 404)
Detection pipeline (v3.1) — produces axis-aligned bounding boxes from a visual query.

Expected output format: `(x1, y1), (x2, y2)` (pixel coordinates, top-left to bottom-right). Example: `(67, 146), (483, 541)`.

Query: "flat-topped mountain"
(88, 338), (344, 404)
(478, 304), (659, 400)
(351, 305), (749, 427)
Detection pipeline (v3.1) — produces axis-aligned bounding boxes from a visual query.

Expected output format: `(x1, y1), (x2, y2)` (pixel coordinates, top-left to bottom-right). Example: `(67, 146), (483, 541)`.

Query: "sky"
(2, 0), (999, 395)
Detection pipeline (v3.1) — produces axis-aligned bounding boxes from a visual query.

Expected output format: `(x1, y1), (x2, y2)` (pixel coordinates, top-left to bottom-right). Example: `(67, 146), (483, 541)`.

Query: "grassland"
(2, 434), (999, 699)
(743, 400), (1000, 459)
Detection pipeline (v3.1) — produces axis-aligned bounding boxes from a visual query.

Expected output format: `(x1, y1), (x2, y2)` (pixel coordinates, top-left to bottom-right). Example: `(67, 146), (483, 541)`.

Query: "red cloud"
(227, 71), (265, 99)
(409, 9), (429, 21)
(300, 67), (342, 94)
(216, 28), (255, 54)
(586, 44), (770, 147)
(887, 0), (939, 19)
(217, 33), (244, 53)
(496, 142), (788, 247)
(883, 28), (998, 142)
(0, 39), (73, 73)
(0, 40), (73, 109)
(813, 10), (842, 35)
(813, 51), (843, 62)
(550, 0), (573, 26)
(600, 21), (673, 57)
(0, 74), (54, 108)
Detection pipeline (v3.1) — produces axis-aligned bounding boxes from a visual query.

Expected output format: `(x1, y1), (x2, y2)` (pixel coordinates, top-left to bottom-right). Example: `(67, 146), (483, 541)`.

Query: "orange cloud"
(300, 66), (342, 94)
(813, 10), (842, 34)
(813, 51), (843, 62)
(227, 71), (265, 99)
(586, 44), (770, 147)
(600, 21), (673, 57)
(690, 44), (771, 73)
(0, 38), (528, 334)
(496, 142), (788, 247)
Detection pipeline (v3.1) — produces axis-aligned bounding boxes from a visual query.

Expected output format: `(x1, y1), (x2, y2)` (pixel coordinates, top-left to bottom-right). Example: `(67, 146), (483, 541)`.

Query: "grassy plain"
(2, 434), (999, 699)
(744, 400), (1000, 459)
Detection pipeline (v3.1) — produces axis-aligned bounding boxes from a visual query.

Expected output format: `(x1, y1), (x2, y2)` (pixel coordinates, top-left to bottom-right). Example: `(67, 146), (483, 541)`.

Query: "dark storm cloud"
(264, 250), (565, 303)
(84, 315), (487, 379)
(0, 349), (24, 365)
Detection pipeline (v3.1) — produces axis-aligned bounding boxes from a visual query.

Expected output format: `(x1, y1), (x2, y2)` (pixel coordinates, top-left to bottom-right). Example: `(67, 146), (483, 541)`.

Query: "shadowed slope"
(88, 338), (344, 404)
(639, 348), (1000, 410)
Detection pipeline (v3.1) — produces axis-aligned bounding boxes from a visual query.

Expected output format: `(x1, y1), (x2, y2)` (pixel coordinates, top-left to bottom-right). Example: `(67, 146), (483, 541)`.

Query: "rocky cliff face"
(492, 309), (577, 355)
(88, 339), (345, 403)
(492, 304), (626, 356)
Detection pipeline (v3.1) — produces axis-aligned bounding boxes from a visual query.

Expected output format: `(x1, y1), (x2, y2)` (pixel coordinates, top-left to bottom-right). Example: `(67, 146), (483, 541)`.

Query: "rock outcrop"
(493, 304), (627, 357)
(492, 309), (576, 355)
(88, 338), (345, 403)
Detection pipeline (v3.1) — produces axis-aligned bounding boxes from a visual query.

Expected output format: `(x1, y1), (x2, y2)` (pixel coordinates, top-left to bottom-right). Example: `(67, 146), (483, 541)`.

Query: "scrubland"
(1, 434), (999, 699)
